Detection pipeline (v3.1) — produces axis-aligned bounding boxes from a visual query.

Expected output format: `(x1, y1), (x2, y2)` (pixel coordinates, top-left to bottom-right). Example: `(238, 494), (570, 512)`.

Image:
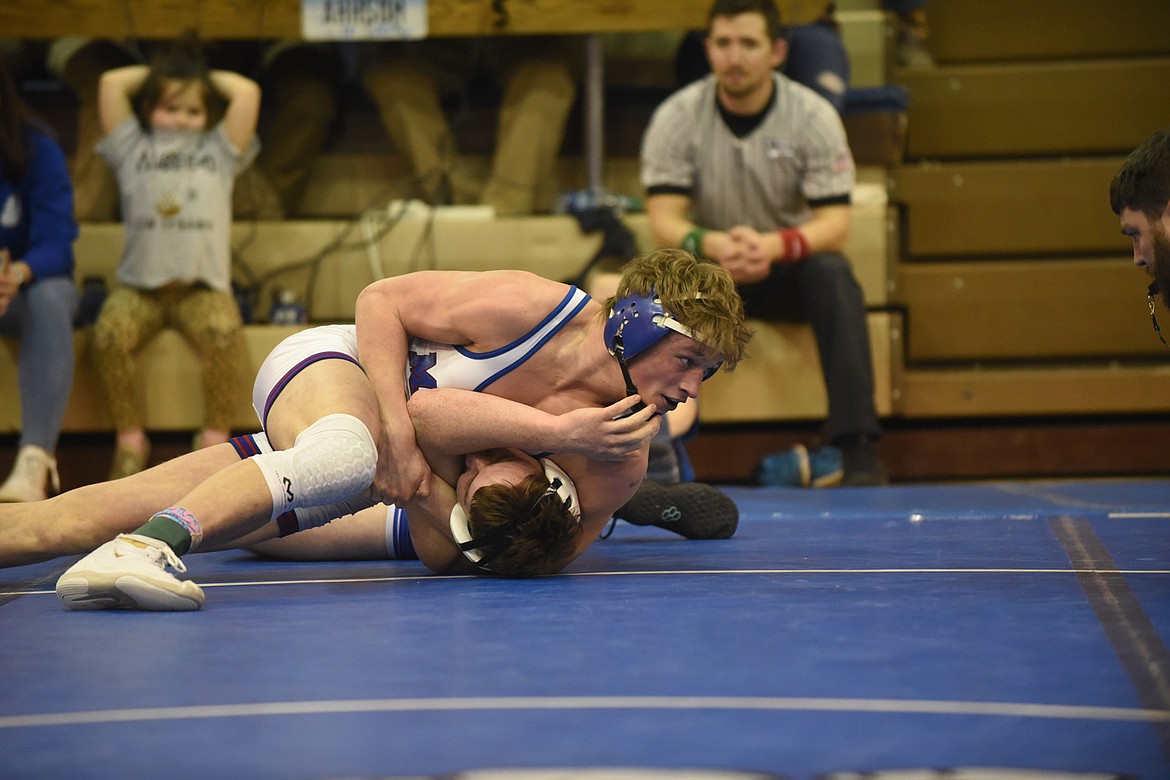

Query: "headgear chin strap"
(1149, 281), (1169, 349)
(449, 458), (580, 572)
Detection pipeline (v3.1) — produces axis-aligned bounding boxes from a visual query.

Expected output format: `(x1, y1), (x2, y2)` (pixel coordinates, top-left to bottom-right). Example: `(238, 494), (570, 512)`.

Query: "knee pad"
(251, 414), (377, 520)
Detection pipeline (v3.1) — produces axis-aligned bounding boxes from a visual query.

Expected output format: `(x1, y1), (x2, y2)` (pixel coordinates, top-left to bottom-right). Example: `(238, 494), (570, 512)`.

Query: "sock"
(133, 507), (204, 555)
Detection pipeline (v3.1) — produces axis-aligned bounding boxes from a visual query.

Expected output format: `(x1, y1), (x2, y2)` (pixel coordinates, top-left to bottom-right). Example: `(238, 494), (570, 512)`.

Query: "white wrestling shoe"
(56, 534), (205, 611)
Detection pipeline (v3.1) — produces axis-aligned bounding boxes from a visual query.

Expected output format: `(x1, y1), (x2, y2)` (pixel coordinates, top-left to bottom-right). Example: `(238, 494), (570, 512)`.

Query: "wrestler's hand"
(371, 420), (432, 504)
(554, 396), (660, 461)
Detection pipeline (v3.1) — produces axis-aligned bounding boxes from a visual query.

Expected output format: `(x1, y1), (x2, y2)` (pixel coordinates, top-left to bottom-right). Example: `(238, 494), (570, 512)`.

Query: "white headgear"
(449, 457), (580, 570)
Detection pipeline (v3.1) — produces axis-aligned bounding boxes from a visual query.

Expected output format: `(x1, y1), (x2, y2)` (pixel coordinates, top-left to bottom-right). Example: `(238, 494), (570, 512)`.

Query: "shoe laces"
(116, 534), (189, 574)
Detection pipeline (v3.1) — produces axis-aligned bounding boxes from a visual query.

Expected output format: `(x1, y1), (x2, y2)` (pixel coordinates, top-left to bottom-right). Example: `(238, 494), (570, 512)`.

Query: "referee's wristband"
(776, 227), (810, 263)
(682, 228), (708, 258)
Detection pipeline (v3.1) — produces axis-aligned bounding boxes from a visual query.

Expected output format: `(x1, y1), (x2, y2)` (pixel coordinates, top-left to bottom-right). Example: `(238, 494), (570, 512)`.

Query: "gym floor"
(1, 479), (1168, 779)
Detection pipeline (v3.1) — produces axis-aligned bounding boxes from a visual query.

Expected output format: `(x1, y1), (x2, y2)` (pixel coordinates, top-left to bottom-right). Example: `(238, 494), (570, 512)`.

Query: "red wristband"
(776, 228), (810, 262)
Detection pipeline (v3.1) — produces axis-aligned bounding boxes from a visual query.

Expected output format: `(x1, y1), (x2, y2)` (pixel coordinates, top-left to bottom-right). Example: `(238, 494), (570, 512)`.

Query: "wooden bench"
(0, 326), (306, 434)
(0, 185), (898, 434)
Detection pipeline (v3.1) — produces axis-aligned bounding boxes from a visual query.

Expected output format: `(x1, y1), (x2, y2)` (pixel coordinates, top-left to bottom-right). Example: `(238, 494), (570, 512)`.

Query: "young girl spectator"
(91, 34), (260, 479)
(0, 59), (79, 502)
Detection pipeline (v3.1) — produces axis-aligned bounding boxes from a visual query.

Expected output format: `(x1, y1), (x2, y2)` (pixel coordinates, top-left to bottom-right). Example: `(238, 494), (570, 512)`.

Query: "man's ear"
(772, 37), (788, 69)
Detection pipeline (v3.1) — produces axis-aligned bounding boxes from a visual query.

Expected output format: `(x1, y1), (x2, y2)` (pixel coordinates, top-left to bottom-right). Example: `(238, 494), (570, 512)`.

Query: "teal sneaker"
(756, 443), (844, 488)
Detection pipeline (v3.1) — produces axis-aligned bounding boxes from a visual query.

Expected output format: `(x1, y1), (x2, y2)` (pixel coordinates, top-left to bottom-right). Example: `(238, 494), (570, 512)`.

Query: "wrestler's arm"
(239, 454), (645, 575)
(354, 275), (431, 504)
(400, 472), (480, 575)
(407, 388), (658, 462)
(242, 411), (647, 573)
(549, 452), (647, 570)
(354, 269), (571, 503)
(237, 417), (480, 574)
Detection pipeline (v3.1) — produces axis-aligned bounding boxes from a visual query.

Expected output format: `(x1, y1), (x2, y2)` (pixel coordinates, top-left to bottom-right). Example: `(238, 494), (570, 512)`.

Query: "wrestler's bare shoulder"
(472, 270), (576, 305)
(557, 451), (645, 533)
(459, 271), (599, 340)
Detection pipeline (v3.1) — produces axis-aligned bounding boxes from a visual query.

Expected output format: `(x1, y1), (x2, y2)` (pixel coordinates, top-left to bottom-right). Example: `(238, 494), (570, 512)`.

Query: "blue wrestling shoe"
(756, 444), (844, 488)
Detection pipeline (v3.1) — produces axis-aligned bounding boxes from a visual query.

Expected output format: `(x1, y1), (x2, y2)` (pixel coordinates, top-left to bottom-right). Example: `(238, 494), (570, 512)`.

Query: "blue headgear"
(604, 291), (720, 379)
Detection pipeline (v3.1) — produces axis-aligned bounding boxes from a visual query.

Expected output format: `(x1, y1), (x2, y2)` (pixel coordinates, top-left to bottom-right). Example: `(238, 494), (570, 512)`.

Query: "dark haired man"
(642, 0), (885, 485)
(1111, 128), (1170, 318)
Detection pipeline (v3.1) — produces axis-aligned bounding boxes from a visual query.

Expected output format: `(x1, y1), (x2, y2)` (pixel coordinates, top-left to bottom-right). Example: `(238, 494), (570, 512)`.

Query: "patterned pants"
(90, 285), (247, 431)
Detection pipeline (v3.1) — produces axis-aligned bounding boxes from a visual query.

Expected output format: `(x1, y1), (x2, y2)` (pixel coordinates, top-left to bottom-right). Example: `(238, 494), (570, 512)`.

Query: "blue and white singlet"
(406, 286), (591, 395)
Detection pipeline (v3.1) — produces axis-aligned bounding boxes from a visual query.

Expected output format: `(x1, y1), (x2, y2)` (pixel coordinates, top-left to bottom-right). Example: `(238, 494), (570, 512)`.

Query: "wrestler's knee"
(251, 414), (377, 519)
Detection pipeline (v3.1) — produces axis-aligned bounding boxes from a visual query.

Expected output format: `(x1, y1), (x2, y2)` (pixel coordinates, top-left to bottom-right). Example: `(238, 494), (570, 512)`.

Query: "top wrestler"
(3, 249), (750, 609)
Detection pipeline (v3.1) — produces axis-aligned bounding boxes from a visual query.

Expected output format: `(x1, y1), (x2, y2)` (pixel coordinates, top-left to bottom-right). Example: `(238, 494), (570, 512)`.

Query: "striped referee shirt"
(640, 71), (854, 231)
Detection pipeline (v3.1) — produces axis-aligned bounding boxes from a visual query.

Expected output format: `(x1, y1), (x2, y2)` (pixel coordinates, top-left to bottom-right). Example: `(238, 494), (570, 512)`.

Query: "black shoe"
(616, 481), (739, 539)
(836, 434), (888, 486)
(646, 437), (681, 484)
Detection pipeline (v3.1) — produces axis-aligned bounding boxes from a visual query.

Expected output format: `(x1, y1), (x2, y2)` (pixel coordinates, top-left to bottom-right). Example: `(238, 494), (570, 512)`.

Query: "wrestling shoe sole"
(57, 572), (204, 611)
(621, 481), (739, 540)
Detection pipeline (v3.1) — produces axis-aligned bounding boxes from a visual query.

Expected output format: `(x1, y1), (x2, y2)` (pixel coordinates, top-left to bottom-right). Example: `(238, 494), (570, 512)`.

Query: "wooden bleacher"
(0, 0), (841, 38)
(0, 194), (896, 432)
(888, 0), (1170, 420)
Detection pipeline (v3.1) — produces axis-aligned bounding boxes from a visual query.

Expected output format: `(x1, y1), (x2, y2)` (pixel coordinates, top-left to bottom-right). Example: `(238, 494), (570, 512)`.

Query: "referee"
(640, 0), (885, 486)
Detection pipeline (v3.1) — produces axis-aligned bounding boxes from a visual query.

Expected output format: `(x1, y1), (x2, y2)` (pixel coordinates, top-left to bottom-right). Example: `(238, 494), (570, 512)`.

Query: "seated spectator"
(644, 0), (887, 486)
(0, 57), (79, 502)
(886, 0), (933, 68)
(89, 33), (259, 479)
(209, 40), (344, 219)
(675, 0), (932, 113)
(48, 37), (343, 221)
(361, 38), (580, 215)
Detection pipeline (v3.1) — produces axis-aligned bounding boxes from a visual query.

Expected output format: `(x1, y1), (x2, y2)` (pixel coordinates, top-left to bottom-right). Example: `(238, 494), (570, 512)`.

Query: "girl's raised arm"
(97, 65), (150, 135)
(209, 70), (261, 153)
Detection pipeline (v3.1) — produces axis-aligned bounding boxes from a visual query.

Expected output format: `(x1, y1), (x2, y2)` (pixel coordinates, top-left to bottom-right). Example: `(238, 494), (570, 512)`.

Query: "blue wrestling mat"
(1, 479), (1168, 779)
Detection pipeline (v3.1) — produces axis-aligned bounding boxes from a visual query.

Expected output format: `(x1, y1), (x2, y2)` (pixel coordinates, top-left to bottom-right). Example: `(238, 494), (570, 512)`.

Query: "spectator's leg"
(740, 255), (886, 484)
(882, 0), (933, 68)
(250, 42), (342, 217)
(14, 278), (77, 453)
(362, 48), (456, 205)
(0, 277), (76, 501)
(795, 255), (879, 438)
(91, 287), (164, 477)
(483, 49), (576, 215)
(169, 287), (248, 448)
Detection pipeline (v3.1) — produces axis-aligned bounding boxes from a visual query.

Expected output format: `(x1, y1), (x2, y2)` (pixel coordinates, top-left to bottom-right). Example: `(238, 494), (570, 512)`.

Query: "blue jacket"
(0, 127), (78, 281)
